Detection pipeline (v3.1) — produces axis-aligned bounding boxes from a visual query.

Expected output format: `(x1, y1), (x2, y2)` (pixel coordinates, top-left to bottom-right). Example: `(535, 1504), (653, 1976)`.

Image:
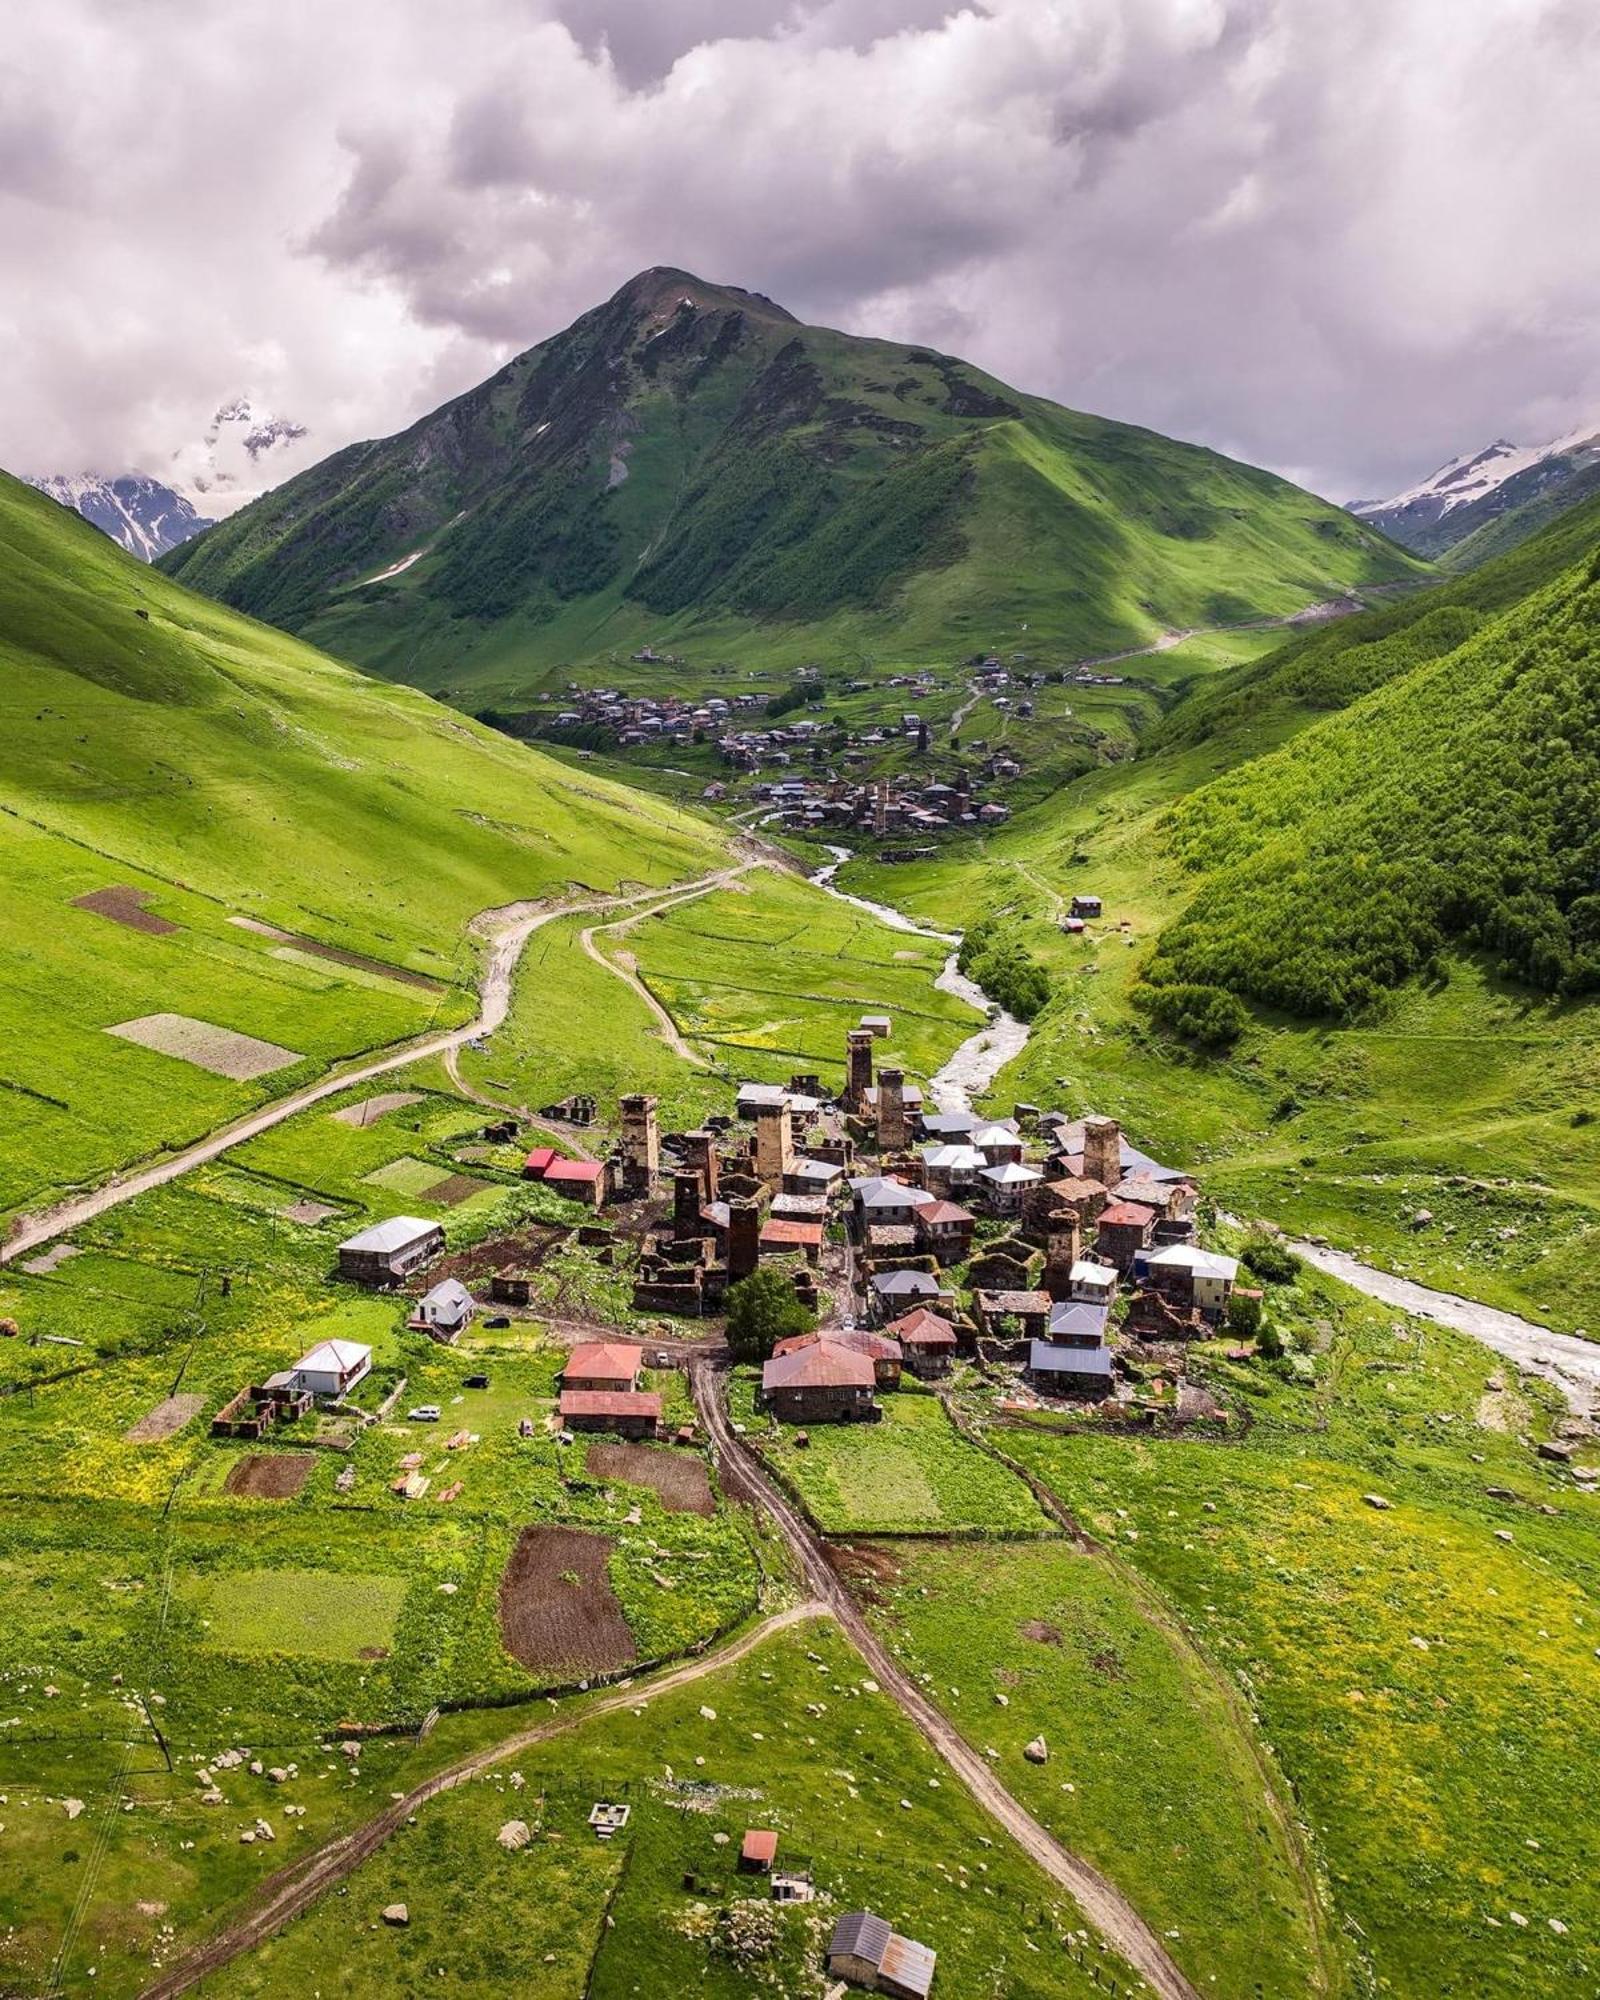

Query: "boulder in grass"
(497, 1820), (531, 1852)
(382, 1904), (409, 1927)
(1024, 1736), (1049, 1764)
(1363, 1494), (1392, 1511)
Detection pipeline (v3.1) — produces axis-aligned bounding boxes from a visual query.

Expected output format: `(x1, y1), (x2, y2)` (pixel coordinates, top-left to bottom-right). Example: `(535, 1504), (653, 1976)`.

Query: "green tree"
(725, 1270), (816, 1362)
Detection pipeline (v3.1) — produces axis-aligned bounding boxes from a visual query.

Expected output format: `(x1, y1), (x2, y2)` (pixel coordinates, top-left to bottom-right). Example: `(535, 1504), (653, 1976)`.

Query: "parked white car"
(407, 1404), (441, 1423)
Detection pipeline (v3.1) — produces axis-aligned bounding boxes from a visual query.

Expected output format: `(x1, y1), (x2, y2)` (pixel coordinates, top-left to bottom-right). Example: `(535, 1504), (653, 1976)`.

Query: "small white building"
(413, 1278), (474, 1339)
(1068, 1259), (1118, 1306)
(1146, 1244), (1240, 1319)
(290, 1338), (373, 1400)
(977, 1159), (1043, 1214)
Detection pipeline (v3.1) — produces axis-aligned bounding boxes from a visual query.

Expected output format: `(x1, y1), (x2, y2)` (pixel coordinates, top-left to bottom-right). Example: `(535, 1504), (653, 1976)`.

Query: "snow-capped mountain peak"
(1351, 413), (1600, 556)
(26, 472), (214, 562)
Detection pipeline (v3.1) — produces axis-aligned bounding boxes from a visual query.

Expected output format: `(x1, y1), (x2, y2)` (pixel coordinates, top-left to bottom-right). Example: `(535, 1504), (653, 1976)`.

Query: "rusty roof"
(564, 1341), (643, 1384)
(558, 1390), (662, 1419)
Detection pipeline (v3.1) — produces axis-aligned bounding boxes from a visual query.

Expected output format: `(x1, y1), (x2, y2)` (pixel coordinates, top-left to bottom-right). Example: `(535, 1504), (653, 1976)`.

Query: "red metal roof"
(522, 1147), (558, 1175)
(887, 1306), (958, 1347)
(916, 1199), (973, 1226)
(564, 1341), (643, 1385)
(544, 1157), (604, 1183)
(762, 1338), (876, 1391)
(759, 1218), (824, 1248)
(741, 1829), (778, 1865)
(559, 1389), (662, 1420)
(1097, 1200), (1157, 1226)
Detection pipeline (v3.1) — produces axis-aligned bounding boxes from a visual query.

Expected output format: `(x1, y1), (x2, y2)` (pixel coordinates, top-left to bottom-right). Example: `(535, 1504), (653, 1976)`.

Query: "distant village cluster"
(521, 650), (1134, 853)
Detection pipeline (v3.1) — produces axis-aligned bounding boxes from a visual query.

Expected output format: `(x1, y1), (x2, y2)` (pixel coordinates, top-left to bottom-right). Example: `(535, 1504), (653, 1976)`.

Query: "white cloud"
(2, 0), (1598, 508)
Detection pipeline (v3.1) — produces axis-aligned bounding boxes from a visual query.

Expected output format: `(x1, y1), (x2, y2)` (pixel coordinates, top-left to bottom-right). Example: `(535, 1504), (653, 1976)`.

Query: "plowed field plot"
(333, 1091), (425, 1127)
(424, 1224), (568, 1289)
(105, 1012), (301, 1079)
(421, 1173), (488, 1206)
(587, 1443), (714, 1514)
(71, 884), (179, 934)
(125, 1393), (205, 1442)
(498, 1526), (635, 1675)
(281, 1198), (341, 1225)
(225, 1452), (316, 1499)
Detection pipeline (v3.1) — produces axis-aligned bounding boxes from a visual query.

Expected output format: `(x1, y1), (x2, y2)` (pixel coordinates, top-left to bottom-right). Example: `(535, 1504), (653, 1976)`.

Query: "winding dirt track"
(688, 1359), (1201, 2000)
(1, 865), (755, 1269)
(136, 1599), (826, 2000)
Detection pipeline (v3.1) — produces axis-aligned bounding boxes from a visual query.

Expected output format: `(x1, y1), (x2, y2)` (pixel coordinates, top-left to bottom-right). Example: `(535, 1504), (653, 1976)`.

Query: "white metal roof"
(295, 1338), (372, 1373)
(979, 1160), (1043, 1184)
(922, 1143), (985, 1171)
(1147, 1245), (1239, 1281)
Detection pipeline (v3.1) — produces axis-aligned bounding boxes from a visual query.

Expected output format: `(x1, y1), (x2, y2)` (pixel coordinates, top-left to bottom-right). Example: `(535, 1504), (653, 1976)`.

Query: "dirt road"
(1, 865), (749, 1269)
(138, 1598), (827, 1999)
(577, 863), (767, 1068)
(688, 1359), (1200, 2000)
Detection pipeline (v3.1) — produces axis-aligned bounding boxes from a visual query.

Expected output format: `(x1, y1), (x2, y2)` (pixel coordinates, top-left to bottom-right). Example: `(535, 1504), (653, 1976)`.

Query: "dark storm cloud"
(3, 0), (1599, 509)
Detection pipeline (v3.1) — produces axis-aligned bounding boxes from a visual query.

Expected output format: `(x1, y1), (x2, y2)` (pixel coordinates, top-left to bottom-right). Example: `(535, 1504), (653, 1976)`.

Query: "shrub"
(1242, 1234), (1301, 1285)
(1132, 978), (1249, 1049)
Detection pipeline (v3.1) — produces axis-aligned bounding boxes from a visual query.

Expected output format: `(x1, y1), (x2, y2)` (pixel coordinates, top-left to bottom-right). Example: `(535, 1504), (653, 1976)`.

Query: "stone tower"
(728, 1199), (762, 1282)
(1082, 1115), (1122, 1190)
(846, 1029), (874, 1113)
(877, 1068), (907, 1154)
(753, 1100), (793, 1184)
(619, 1094), (660, 1184)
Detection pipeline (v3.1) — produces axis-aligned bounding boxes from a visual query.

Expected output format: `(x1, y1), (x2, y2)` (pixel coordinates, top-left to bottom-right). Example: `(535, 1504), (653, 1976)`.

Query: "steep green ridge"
(0, 470), (723, 1213)
(1147, 523), (1600, 1016)
(162, 268), (1422, 697)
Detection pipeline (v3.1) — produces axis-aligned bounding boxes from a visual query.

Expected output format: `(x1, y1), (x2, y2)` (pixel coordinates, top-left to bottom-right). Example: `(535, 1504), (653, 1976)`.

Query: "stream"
(809, 843), (1598, 1408)
(810, 845), (1030, 1114)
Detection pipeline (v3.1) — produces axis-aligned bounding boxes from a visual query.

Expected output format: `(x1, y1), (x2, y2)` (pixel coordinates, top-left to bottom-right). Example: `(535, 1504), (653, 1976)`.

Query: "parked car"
(408, 1404), (441, 1423)
(483, 1315), (511, 1330)
(462, 1373), (490, 1389)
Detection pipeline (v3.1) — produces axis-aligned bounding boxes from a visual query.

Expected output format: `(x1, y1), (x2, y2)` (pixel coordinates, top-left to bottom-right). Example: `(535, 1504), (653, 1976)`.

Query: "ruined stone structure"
(1042, 1213), (1082, 1301)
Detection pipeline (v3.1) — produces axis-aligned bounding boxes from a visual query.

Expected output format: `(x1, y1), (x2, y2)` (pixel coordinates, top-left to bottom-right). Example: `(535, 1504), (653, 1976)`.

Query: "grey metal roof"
(339, 1215), (438, 1255)
(830, 1911), (893, 1967)
(872, 1269), (940, 1296)
(1047, 1301), (1110, 1342)
(1030, 1339), (1113, 1377)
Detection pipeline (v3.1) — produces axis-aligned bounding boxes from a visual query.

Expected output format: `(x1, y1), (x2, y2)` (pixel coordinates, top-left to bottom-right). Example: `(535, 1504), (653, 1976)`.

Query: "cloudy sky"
(5, 0), (1599, 510)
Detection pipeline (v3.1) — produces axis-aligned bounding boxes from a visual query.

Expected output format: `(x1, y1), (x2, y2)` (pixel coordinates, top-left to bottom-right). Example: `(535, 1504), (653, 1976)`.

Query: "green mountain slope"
(161, 268), (1423, 698)
(0, 470), (722, 1216)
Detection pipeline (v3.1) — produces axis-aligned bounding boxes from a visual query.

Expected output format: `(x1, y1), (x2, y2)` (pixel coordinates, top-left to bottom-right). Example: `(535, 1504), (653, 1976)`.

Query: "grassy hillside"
(0, 469), (723, 1216)
(830, 494), (1600, 1330)
(162, 268), (1423, 700)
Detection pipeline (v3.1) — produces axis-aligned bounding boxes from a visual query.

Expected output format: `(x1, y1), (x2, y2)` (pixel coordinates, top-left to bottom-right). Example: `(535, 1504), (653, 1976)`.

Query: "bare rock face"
(382, 1903), (410, 1927)
(1024, 1736), (1049, 1764)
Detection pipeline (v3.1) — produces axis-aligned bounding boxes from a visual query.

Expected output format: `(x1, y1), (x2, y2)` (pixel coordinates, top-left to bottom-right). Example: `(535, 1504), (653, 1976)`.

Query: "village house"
(919, 1110), (977, 1141)
(289, 1337), (372, 1400)
(410, 1277), (474, 1341)
(1068, 1259), (1117, 1307)
(740, 1829), (779, 1874)
(977, 1159), (1043, 1215)
(851, 1176), (935, 1230)
(761, 1337), (878, 1424)
(336, 1216), (445, 1288)
(1145, 1244), (1240, 1320)
(912, 1198), (975, 1264)
(884, 1306), (960, 1377)
(1028, 1339), (1114, 1399)
(970, 1120), (1024, 1166)
(558, 1389), (662, 1438)
(870, 1269), (943, 1320)
(920, 1142), (985, 1193)
(827, 1911), (937, 2000)
(1095, 1199), (1159, 1271)
(543, 1157), (607, 1209)
(759, 1216), (825, 1266)
(1046, 1300), (1110, 1346)
(562, 1341), (644, 1393)
(774, 1327), (903, 1389)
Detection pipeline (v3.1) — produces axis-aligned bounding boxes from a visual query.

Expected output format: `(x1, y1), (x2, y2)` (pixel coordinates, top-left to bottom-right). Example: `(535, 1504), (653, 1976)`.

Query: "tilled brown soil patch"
(1020, 1618), (1064, 1645)
(419, 1225), (568, 1292)
(587, 1443), (713, 1515)
(497, 1526), (635, 1676)
(420, 1173), (487, 1207)
(225, 1453), (316, 1499)
(125, 1394), (205, 1443)
(72, 885), (179, 935)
